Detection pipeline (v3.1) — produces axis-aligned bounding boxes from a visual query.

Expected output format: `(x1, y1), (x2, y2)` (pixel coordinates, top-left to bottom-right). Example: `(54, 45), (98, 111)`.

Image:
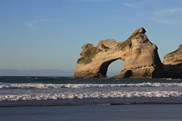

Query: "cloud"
(153, 8), (182, 25)
(67, 0), (113, 3)
(123, 3), (136, 8)
(153, 18), (182, 25)
(152, 18), (171, 24)
(153, 19), (170, 24)
(123, 0), (151, 8)
(155, 8), (182, 15)
(26, 19), (48, 30)
(26, 19), (61, 30)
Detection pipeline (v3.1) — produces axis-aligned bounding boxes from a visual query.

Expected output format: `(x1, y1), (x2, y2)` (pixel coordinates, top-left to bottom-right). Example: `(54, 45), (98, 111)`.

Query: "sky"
(0, 0), (182, 76)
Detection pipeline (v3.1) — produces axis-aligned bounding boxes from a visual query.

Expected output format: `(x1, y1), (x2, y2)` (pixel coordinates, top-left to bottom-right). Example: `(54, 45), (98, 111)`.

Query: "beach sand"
(0, 104), (182, 121)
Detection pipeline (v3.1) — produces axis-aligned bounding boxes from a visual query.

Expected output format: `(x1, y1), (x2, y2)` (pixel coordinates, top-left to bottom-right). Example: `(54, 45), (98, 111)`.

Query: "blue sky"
(0, 0), (182, 76)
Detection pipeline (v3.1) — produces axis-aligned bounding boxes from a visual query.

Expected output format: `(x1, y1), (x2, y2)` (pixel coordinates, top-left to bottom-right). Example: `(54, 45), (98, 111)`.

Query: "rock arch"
(104, 59), (124, 77)
(74, 27), (164, 78)
(98, 58), (121, 77)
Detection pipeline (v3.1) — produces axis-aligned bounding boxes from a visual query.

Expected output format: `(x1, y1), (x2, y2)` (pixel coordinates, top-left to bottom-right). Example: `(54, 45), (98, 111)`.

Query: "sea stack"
(163, 44), (182, 78)
(74, 27), (164, 78)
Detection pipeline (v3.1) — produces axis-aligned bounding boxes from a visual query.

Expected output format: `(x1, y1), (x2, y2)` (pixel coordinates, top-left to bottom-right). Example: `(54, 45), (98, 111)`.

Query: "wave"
(1, 82), (182, 105)
(0, 91), (182, 101)
(1, 82), (182, 89)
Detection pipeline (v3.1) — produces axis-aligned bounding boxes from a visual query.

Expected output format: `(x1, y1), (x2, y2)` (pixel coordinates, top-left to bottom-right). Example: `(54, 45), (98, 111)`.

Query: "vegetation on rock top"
(77, 43), (98, 64)
(117, 27), (145, 50)
(167, 49), (179, 55)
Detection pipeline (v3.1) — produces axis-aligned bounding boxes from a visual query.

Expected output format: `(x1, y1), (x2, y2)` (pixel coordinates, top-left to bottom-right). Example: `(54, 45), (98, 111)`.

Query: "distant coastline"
(0, 70), (73, 77)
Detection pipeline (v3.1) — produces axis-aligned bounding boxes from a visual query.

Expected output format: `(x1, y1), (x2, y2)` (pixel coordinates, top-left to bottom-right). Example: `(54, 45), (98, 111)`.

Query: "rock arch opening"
(99, 59), (123, 77)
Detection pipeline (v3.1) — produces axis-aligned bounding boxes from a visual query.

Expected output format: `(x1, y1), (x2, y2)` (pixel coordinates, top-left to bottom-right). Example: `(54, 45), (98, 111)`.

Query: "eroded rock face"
(74, 27), (164, 78)
(163, 44), (182, 78)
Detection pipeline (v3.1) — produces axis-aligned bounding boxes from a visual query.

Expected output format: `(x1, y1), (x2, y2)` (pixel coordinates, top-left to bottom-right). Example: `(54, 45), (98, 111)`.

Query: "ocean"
(1, 77), (182, 120)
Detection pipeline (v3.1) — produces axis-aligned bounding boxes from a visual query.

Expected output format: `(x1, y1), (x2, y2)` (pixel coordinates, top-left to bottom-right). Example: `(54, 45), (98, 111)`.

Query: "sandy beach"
(1, 104), (182, 121)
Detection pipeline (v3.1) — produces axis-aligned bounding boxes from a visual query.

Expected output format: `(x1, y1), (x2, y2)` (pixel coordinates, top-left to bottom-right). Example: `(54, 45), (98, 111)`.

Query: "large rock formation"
(74, 27), (164, 78)
(163, 44), (182, 78)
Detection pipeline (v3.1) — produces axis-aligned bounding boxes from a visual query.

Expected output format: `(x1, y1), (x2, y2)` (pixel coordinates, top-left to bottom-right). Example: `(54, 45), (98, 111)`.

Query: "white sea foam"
(1, 82), (182, 89)
(0, 91), (182, 101)
(1, 82), (182, 102)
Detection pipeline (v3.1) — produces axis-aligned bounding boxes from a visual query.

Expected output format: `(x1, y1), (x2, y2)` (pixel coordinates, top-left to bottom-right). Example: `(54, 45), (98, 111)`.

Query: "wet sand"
(0, 104), (182, 121)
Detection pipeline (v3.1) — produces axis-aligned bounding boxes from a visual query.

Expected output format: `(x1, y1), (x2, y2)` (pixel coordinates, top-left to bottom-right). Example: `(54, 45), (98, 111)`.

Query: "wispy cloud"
(123, 0), (151, 8)
(153, 8), (182, 25)
(155, 8), (182, 15)
(123, 3), (136, 8)
(67, 0), (113, 3)
(153, 18), (182, 25)
(26, 19), (48, 30)
(153, 19), (170, 24)
(26, 19), (60, 30)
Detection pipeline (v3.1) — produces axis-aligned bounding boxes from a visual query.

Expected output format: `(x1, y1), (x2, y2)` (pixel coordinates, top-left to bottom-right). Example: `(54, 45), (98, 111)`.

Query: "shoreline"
(1, 104), (182, 121)
(1, 97), (182, 107)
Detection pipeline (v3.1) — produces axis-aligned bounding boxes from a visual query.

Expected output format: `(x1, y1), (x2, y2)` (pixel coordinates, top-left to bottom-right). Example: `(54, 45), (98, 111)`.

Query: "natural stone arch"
(105, 59), (124, 77)
(98, 58), (122, 77)
(74, 27), (164, 78)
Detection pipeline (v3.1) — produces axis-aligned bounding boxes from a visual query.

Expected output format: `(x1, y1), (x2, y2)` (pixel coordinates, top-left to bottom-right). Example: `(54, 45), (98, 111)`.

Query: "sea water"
(1, 77), (182, 121)
(0, 77), (182, 106)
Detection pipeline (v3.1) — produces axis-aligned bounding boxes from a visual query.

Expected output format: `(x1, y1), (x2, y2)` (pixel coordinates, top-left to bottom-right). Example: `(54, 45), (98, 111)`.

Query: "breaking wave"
(1, 82), (182, 89)
(1, 91), (182, 101)
(0, 77), (182, 106)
